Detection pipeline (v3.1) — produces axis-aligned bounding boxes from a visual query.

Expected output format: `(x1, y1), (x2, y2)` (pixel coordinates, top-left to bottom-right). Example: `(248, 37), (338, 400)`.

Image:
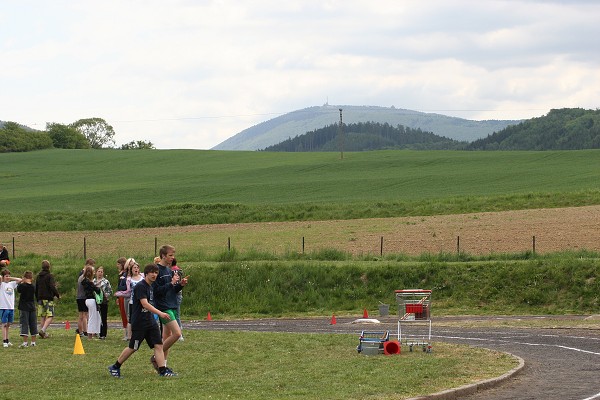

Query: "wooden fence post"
(302, 237), (305, 254)
(228, 237), (231, 252)
(457, 236), (460, 254)
(12, 237), (15, 260)
(380, 236), (383, 256)
(532, 235), (536, 254)
(84, 237), (87, 260)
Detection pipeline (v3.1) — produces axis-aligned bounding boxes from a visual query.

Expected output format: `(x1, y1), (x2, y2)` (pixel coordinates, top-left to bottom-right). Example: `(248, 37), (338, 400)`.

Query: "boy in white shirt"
(1, 269), (22, 347)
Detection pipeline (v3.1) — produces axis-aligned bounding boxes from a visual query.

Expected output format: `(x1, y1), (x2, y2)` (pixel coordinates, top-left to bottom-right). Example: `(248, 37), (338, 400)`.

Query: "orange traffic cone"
(330, 315), (337, 325)
(206, 311), (212, 321)
(363, 308), (369, 318)
(73, 334), (85, 355)
(65, 321), (71, 330)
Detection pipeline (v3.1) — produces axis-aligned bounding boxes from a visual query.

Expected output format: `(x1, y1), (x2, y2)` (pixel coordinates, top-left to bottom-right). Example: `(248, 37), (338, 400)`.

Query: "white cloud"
(1, 0), (599, 148)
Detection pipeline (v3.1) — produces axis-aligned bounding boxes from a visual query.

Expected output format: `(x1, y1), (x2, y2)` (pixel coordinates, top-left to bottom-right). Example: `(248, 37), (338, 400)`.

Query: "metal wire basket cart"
(395, 289), (432, 352)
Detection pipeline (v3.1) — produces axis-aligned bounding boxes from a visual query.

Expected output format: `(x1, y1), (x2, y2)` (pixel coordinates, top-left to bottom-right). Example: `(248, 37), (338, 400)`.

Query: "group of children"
(0, 244), (189, 379)
(1, 259), (59, 348)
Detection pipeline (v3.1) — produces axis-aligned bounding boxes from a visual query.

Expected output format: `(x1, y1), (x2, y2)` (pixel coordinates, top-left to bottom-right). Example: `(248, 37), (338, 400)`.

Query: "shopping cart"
(395, 289), (432, 352)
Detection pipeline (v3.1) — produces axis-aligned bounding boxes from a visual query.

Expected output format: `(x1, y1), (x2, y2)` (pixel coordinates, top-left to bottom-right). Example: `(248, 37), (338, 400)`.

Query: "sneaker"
(159, 367), (177, 377)
(150, 355), (159, 373)
(31, 342), (37, 347)
(122, 336), (129, 341)
(38, 331), (48, 339)
(108, 365), (121, 378)
(178, 336), (184, 342)
(19, 343), (28, 348)
(2, 343), (7, 348)
(5, 342), (12, 347)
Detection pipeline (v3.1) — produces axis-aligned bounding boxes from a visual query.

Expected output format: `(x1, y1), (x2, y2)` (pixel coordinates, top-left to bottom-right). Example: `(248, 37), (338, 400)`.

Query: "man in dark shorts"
(153, 245), (188, 369)
(108, 264), (176, 378)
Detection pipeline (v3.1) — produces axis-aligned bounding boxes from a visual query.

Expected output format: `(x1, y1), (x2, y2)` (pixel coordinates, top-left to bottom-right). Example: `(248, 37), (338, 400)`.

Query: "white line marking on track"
(435, 335), (600, 355)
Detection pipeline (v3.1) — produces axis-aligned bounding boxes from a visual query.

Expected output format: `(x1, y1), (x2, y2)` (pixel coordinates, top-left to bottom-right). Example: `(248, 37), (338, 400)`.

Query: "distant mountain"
(467, 108), (600, 150)
(212, 105), (520, 151)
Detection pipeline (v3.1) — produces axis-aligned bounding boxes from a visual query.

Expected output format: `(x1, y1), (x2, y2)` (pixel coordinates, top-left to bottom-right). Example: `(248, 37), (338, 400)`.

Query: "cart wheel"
(427, 346), (432, 353)
(422, 345), (427, 352)
(409, 344), (413, 352)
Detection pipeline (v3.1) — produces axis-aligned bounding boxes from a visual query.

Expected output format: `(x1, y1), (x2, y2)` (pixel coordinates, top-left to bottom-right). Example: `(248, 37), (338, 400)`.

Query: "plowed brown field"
(3, 205), (600, 259)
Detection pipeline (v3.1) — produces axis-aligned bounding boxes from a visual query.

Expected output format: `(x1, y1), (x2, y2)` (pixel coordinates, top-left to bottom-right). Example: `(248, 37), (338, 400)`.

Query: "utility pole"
(338, 108), (344, 160)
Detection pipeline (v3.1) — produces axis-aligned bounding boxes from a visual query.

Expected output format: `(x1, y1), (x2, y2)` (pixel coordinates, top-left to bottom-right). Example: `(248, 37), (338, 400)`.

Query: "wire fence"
(3, 231), (599, 261)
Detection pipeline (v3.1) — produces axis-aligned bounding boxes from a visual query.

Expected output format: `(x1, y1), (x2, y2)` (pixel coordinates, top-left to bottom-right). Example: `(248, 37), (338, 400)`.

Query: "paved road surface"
(186, 315), (600, 400)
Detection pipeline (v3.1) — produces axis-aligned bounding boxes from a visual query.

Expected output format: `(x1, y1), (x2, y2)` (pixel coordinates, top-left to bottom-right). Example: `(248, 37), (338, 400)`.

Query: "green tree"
(70, 118), (116, 149)
(0, 121), (53, 152)
(120, 140), (155, 150)
(46, 123), (90, 149)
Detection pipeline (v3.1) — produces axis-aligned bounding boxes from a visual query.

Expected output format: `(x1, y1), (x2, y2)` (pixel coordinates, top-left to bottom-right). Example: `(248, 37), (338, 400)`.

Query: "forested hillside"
(262, 122), (465, 151)
(467, 108), (600, 150)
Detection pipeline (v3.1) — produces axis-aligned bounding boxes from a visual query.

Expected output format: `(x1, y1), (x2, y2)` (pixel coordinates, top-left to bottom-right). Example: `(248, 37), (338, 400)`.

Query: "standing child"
(17, 271), (37, 348)
(94, 266), (113, 339)
(1, 269), (22, 347)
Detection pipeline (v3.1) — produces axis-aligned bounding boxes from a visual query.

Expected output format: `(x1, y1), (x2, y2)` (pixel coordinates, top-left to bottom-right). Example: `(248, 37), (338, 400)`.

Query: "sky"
(1, 1), (599, 150)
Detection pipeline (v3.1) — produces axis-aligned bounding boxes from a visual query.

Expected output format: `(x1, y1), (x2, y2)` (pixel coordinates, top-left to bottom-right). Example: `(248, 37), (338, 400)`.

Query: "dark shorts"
(77, 299), (88, 312)
(129, 324), (163, 350)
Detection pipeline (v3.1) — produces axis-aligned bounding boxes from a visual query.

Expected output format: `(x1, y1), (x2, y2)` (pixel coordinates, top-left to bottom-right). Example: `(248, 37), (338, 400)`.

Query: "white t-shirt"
(129, 274), (145, 305)
(0, 281), (18, 310)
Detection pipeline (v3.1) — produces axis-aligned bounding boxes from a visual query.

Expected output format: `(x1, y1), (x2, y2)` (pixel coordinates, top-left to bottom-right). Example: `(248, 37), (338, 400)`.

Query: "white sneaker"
(31, 342), (37, 347)
(178, 336), (184, 342)
(7, 342), (13, 347)
(2, 343), (7, 348)
(19, 343), (28, 348)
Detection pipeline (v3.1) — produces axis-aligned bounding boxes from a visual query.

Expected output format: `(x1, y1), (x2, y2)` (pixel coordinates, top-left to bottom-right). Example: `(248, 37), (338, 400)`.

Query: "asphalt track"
(185, 315), (600, 400)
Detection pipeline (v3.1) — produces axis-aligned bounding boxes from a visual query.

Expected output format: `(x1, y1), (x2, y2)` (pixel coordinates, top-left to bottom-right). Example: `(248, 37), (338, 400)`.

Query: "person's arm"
(139, 298), (171, 320)
(49, 275), (60, 299)
(152, 269), (174, 298)
(104, 280), (113, 298)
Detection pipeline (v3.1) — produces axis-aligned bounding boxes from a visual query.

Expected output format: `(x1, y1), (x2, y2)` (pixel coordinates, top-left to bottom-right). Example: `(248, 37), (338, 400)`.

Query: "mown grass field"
(0, 329), (518, 400)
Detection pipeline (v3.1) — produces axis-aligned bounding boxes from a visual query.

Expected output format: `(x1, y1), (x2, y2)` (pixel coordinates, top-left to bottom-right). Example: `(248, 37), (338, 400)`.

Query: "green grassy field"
(1, 328), (518, 400)
(1, 148), (600, 231)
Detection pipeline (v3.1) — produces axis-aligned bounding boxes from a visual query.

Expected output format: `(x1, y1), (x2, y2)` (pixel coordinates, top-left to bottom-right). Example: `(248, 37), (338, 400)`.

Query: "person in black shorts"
(108, 264), (176, 378)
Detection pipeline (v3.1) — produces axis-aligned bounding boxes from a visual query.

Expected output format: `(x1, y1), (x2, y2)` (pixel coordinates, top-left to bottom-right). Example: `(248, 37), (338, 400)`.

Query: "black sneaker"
(159, 367), (177, 377)
(108, 365), (121, 378)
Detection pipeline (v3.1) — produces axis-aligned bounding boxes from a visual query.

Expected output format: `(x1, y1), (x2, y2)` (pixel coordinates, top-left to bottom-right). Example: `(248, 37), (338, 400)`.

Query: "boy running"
(108, 263), (176, 378)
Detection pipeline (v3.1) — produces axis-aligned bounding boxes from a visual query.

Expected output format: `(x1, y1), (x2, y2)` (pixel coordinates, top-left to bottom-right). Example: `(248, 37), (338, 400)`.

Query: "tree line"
(467, 108), (600, 150)
(261, 108), (600, 152)
(261, 121), (465, 152)
(0, 118), (154, 153)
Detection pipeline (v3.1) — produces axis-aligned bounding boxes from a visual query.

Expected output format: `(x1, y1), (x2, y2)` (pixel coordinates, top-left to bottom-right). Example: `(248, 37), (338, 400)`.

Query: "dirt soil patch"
(3, 205), (600, 258)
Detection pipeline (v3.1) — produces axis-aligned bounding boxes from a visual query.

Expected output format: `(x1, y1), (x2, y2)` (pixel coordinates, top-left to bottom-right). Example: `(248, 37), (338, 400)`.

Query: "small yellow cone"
(73, 334), (85, 355)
